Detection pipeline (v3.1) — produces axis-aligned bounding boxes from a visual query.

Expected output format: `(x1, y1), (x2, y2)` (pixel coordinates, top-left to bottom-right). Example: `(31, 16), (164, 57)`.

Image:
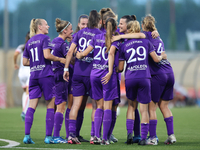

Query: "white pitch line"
(0, 138), (81, 150)
(0, 139), (20, 148)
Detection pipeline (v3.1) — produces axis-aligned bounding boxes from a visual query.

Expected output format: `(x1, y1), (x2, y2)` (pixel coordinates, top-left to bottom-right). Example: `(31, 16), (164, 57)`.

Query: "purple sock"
(91, 121), (94, 136)
(141, 123), (149, 140)
(108, 111), (116, 139)
(46, 108), (54, 136)
(126, 119), (134, 134)
(65, 108), (70, 138)
(149, 120), (157, 138)
(53, 112), (63, 137)
(25, 107), (35, 135)
(94, 108), (103, 138)
(103, 109), (112, 141)
(76, 110), (84, 137)
(164, 116), (174, 135)
(134, 109), (140, 136)
(69, 119), (76, 137)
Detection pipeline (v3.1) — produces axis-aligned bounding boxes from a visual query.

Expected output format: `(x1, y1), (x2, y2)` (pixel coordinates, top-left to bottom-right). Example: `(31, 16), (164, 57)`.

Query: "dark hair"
(87, 10), (100, 28)
(22, 31), (30, 51)
(75, 14), (89, 33)
(99, 8), (113, 29)
(121, 15), (137, 23)
(105, 18), (118, 53)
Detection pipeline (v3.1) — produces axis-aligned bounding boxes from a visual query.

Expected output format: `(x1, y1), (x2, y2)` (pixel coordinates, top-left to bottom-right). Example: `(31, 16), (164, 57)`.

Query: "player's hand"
(111, 35), (121, 42)
(161, 51), (167, 59)
(101, 72), (112, 85)
(63, 71), (69, 82)
(60, 58), (66, 64)
(151, 30), (159, 39)
(14, 64), (19, 70)
(76, 51), (83, 59)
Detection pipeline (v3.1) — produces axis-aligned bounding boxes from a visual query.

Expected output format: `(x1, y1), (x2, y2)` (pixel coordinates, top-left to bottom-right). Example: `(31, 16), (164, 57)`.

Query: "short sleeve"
(43, 36), (52, 50)
(72, 31), (79, 45)
(148, 40), (156, 54)
(89, 35), (95, 48)
(118, 45), (125, 61)
(62, 42), (70, 57)
(111, 41), (120, 50)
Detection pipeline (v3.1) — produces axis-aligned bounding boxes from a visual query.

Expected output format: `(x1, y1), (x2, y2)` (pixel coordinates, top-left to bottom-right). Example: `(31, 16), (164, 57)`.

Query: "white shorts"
(18, 68), (30, 88)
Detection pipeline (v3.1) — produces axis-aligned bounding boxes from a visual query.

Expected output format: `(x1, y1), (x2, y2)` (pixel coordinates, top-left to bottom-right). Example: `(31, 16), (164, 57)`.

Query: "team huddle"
(17, 7), (176, 146)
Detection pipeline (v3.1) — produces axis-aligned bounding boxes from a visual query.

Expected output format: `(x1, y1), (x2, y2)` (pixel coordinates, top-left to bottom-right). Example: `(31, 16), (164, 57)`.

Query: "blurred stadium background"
(0, 0), (200, 108)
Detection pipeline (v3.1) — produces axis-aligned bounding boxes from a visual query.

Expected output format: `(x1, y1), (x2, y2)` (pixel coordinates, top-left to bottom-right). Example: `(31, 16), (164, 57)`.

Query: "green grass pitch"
(0, 106), (200, 150)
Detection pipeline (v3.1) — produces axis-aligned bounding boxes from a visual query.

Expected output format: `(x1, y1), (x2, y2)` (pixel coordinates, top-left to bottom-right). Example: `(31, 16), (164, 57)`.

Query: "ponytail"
(105, 18), (117, 53)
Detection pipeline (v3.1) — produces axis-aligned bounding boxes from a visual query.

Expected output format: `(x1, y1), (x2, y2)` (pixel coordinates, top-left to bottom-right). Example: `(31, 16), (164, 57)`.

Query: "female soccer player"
(117, 20), (166, 145)
(76, 18), (120, 145)
(13, 32), (30, 121)
(22, 18), (66, 144)
(141, 14), (176, 145)
(51, 18), (73, 143)
(63, 10), (102, 144)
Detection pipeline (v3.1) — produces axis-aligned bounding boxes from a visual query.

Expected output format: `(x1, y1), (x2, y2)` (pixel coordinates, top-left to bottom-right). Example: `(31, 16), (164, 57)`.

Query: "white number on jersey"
(94, 46), (108, 61)
(157, 43), (163, 54)
(126, 46), (146, 63)
(30, 47), (39, 62)
(79, 37), (92, 53)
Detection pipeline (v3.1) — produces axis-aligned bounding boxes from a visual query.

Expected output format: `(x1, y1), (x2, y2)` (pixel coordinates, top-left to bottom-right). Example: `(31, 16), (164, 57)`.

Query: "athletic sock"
(108, 110), (116, 139)
(103, 109), (112, 141)
(141, 123), (149, 140)
(25, 107), (35, 135)
(126, 119), (134, 134)
(65, 108), (70, 138)
(69, 119), (76, 137)
(149, 120), (157, 138)
(91, 121), (94, 137)
(76, 110), (84, 137)
(53, 112), (63, 137)
(94, 108), (103, 138)
(46, 108), (54, 136)
(164, 116), (174, 135)
(134, 109), (140, 136)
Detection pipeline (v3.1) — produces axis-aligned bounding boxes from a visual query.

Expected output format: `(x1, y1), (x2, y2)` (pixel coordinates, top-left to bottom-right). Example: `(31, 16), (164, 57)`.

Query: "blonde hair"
(127, 21), (141, 33)
(99, 8), (116, 29)
(29, 18), (43, 38)
(142, 14), (157, 32)
(55, 18), (70, 33)
(105, 18), (118, 53)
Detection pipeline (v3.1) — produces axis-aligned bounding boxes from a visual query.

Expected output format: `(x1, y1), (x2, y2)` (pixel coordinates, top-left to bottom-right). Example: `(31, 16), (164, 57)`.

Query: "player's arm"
(112, 33), (146, 42)
(76, 45), (93, 59)
(117, 60), (125, 73)
(150, 51), (167, 63)
(101, 45), (116, 85)
(43, 49), (66, 64)
(14, 51), (20, 69)
(23, 57), (30, 66)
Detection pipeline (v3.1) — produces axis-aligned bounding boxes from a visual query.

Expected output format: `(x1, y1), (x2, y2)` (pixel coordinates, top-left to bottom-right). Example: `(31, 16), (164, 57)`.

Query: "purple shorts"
(151, 73), (174, 103)
(90, 74), (118, 101)
(54, 80), (68, 105)
(125, 78), (151, 104)
(72, 75), (91, 97)
(29, 76), (54, 100)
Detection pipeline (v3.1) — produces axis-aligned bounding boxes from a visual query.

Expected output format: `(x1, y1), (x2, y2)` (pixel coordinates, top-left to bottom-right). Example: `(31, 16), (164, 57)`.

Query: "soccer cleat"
(110, 134), (118, 143)
(90, 136), (94, 144)
(93, 136), (102, 145)
(146, 137), (158, 145)
(77, 135), (89, 142)
(127, 133), (133, 145)
(23, 135), (35, 144)
(52, 136), (68, 144)
(164, 134), (176, 144)
(68, 136), (81, 144)
(138, 139), (147, 145)
(21, 112), (25, 122)
(44, 136), (53, 144)
(147, 135), (159, 143)
(132, 135), (141, 143)
(101, 139), (110, 145)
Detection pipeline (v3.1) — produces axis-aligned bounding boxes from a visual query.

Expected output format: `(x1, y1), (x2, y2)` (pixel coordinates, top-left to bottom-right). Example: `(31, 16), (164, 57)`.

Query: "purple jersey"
(72, 27), (102, 76)
(119, 38), (155, 80)
(89, 33), (120, 77)
(23, 34), (53, 79)
(143, 31), (173, 75)
(51, 37), (69, 70)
